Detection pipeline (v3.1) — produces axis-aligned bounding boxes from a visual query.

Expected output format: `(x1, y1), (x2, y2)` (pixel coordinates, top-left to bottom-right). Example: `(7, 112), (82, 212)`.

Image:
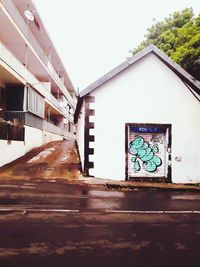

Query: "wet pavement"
(0, 180), (200, 267)
(0, 180), (200, 212)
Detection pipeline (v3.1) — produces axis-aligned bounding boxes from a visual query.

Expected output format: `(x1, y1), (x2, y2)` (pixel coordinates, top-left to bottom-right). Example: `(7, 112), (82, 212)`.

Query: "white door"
(128, 125), (169, 178)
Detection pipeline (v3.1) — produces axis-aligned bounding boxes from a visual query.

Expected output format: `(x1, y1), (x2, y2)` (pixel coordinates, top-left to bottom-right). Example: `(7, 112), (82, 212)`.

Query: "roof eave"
(80, 45), (200, 98)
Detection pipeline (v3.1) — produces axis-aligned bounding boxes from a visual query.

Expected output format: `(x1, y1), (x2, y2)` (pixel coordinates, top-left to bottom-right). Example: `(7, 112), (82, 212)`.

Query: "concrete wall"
(43, 130), (63, 143)
(0, 125), (66, 167)
(0, 125), (42, 167)
(78, 53), (200, 183)
(25, 125), (43, 152)
(0, 139), (25, 167)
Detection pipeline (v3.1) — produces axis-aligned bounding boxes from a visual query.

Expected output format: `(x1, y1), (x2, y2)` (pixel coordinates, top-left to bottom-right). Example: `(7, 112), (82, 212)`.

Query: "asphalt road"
(0, 180), (200, 267)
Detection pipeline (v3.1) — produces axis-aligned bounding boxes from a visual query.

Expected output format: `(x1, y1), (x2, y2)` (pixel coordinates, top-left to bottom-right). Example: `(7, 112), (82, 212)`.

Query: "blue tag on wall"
(130, 127), (165, 133)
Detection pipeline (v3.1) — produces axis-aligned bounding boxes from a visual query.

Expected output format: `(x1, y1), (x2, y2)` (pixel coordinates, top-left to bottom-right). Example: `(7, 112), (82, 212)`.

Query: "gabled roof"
(75, 45), (200, 123)
(80, 45), (200, 97)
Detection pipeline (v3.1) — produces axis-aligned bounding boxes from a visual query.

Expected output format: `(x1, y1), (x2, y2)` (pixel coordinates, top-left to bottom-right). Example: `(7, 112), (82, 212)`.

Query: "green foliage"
(131, 8), (200, 80)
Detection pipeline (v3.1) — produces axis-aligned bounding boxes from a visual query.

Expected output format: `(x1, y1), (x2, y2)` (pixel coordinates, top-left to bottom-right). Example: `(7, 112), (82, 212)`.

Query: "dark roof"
(80, 45), (200, 97)
(74, 45), (200, 123)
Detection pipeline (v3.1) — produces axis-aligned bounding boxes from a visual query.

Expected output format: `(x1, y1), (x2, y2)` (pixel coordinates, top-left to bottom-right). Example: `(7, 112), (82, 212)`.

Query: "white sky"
(33, 0), (199, 91)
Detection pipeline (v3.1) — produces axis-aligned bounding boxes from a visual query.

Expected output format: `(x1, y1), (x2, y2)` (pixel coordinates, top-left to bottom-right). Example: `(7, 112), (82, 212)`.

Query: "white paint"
(105, 210), (200, 214)
(77, 53), (200, 183)
(89, 190), (124, 198)
(0, 208), (199, 214)
(0, 208), (79, 213)
(171, 195), (200, 200)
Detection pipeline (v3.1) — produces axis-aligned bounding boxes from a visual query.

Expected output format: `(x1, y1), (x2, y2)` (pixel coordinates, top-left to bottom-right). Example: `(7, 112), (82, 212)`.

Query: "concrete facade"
(0, 125), (43, 166)
(0, 0), (77, 167)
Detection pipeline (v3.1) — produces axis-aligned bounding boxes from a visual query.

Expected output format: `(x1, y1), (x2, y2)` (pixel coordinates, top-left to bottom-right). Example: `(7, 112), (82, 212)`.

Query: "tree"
(131, 8), (200, 80)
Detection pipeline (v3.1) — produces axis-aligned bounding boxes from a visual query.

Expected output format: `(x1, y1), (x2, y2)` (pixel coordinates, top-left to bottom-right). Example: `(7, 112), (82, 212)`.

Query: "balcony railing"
(50, 95), (60, 110)
(0, 120), (24, 141)
(4, 111), (25, 123)
(2, 111), (76, 139)
(1, 0), (75, 108)
(0, 42), (50, 99)
(4, 111), (43, 129)
(0, 42), (74, 123)
(43, 121), (76, 140)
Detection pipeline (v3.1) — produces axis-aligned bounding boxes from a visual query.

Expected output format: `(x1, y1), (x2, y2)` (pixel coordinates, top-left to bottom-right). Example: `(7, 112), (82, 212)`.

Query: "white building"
(0, 0), (77, 167)
(75, 45), (200, 184)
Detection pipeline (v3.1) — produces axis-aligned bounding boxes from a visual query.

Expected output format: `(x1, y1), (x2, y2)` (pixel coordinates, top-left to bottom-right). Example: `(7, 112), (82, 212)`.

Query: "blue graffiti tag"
(129, 136), (162, 173)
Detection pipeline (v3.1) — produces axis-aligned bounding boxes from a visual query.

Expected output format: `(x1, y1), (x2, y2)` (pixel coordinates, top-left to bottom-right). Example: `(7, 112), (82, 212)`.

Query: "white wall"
(43, 130), (63, 144)
(0, 125), (67, 167)
(83, 53), (200, 183)
(0, 139), (25, 167)
(0, 126), (43, 167)
(76, 101), (85, 171)
(25, 126), (43, 152)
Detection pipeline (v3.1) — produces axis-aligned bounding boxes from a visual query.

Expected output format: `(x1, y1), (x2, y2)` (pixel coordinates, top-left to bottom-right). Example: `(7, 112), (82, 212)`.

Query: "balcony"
(0, 42), (74, 123)
(0, 42), (50, 99)
(1, 0), (76, 108)
(2, 111), (76, 140)
(0, 120), (24, 141)
(43, 121), (76, 140)
(4, 111), (43, 129)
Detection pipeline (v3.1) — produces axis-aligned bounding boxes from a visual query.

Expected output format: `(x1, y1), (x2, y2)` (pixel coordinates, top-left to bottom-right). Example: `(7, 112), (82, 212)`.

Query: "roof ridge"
(79, 45), (200, 98)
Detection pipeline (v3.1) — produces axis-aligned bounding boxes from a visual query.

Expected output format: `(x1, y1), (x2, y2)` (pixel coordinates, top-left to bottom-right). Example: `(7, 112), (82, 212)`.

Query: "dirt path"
(0, 140), (81, 180)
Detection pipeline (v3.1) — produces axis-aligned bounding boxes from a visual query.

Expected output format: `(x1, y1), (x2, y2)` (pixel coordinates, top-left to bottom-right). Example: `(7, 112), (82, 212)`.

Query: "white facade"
(0, 126), (43, 166)
(0, 140), (26, 167)
(77, 53), (200, 183)
(0, 0), (77, 167)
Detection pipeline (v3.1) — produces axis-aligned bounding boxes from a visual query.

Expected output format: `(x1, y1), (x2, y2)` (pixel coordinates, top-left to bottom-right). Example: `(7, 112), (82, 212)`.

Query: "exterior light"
(24, 10), (34, 21)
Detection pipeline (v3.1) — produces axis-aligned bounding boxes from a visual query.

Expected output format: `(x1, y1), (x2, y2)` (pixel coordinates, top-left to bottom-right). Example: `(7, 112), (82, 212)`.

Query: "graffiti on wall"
(128, 135), (163, 173)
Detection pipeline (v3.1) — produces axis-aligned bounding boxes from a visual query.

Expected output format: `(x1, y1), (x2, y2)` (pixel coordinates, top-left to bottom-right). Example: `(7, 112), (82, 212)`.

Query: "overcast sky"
(33, 0), (199, 91)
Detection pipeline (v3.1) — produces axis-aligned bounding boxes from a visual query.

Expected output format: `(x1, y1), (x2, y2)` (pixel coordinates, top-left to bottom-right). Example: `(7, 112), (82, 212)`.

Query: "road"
(0, 180), (200, 267)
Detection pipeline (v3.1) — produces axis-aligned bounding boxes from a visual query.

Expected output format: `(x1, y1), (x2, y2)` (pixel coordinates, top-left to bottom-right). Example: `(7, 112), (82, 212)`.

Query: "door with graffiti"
(127, 124), (170, 179)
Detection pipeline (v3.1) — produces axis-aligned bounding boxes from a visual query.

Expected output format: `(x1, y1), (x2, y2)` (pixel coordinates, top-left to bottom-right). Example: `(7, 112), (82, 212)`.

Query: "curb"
(79, 176), (200, 192)
(104, 182), (200, 192)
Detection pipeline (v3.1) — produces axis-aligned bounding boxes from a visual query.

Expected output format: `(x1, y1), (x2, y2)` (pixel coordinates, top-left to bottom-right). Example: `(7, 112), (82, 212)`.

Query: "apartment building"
(0, 0), (77, 167)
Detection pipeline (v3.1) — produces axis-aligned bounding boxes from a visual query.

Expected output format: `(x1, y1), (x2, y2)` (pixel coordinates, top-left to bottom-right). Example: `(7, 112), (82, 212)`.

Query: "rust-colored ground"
(0, 140), (81, 180)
